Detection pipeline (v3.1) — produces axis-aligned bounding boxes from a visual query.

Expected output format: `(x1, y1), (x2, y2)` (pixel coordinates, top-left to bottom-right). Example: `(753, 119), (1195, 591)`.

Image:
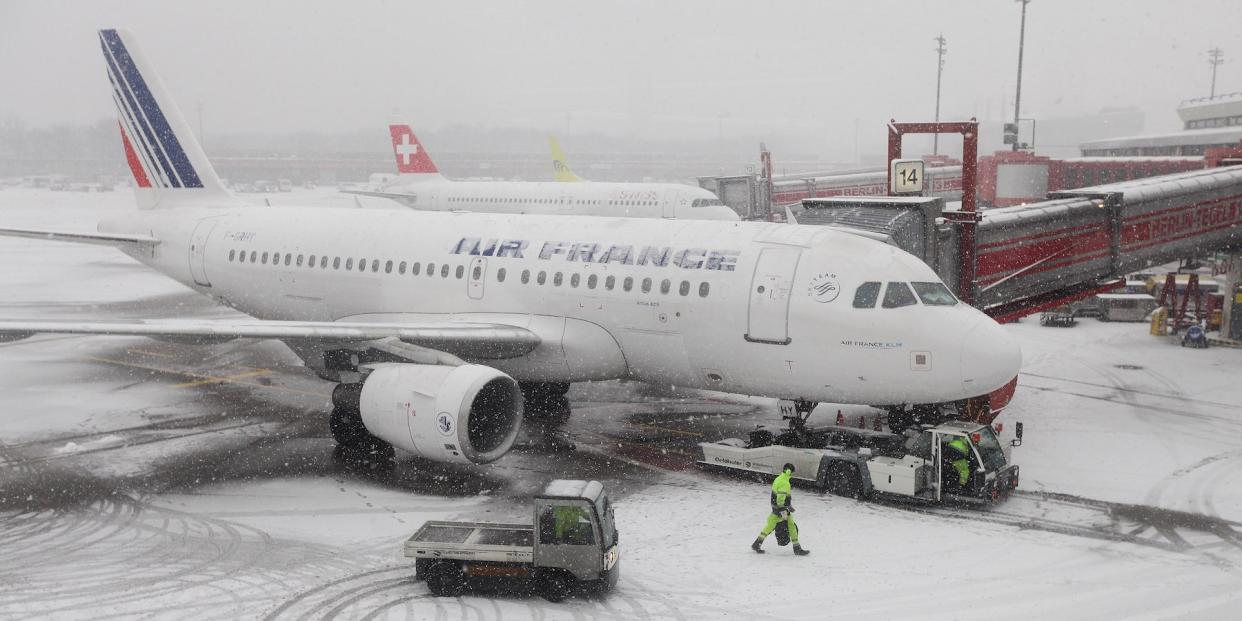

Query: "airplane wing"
(0, 319), (539, 359)
(0, 227), (160, 248)
(338, 189), (420, 206)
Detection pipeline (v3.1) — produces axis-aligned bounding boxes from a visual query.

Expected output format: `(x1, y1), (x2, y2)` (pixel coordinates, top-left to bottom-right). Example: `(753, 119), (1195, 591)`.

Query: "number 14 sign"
(890, 159), (925, 194)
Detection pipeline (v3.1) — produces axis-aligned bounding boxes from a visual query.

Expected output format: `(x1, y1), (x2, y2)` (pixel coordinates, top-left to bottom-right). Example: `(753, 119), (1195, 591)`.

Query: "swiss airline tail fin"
(389, 124), (443, 179)
(98, 29), (236, 209)
(549, 135), (584, 182)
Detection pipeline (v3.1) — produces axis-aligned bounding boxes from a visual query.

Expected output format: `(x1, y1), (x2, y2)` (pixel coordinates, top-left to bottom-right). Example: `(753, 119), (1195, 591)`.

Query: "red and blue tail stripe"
(99, 29), (202, 189)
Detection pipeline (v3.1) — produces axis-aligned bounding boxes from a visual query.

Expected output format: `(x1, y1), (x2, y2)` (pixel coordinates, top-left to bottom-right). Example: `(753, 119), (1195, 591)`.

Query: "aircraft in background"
(549, 135), (584, 182)
(0, 29), (1021, 469)
(344, 124), (739, 221)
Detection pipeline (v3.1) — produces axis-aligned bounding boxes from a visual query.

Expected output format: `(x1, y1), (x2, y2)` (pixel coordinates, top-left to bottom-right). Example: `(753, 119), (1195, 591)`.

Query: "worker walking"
(751, 463), (810, 556)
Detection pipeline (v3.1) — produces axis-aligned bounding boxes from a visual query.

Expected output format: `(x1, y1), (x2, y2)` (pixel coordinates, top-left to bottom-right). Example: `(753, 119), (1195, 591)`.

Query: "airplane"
(344, 124), (740, 221)
(549, 135), (584, 182)
(0, 29), (1022, 469)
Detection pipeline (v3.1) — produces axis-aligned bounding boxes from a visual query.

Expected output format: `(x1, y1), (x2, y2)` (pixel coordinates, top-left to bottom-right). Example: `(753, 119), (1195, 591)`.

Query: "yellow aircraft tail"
(549, 135), (585, 182)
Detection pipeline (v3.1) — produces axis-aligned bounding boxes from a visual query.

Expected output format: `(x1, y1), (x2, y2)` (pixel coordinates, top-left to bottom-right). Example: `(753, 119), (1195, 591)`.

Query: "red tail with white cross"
(388, 124), (440, 175)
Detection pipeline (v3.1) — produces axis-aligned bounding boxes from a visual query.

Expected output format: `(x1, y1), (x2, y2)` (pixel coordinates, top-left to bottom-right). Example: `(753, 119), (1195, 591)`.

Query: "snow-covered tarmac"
(1, 189), (1240, 620)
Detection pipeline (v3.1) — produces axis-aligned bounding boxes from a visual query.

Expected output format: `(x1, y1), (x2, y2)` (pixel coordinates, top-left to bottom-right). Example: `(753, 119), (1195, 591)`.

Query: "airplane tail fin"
(388, 124), (443, 180)
(549, 135), (584, 182)
(98, 29), (236, 209)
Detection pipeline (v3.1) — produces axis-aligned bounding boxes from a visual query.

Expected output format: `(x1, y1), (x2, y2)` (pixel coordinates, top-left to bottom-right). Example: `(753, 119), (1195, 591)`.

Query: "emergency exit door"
(188, 219), (218, 287)
(745, 247), (801, 344)
(467, 257), (487, 300)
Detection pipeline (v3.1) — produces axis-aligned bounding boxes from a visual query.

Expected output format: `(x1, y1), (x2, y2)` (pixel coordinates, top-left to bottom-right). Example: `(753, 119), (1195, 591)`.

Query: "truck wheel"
(425, 562), (465, 597)
(539, 572), (574, 603)
(827, 462), (862, 499)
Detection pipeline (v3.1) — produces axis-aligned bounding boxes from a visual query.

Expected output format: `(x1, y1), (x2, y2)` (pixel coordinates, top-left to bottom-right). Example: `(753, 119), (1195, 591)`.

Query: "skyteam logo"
(99, 29), (202, 189)
(807, 273), (840, 303)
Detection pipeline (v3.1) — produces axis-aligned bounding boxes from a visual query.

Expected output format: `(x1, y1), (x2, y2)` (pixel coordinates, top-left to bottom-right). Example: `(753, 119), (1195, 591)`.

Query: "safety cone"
(836, 410), (845, 425)
(858, 415), (866, 429)
(874, 416), (884, 431)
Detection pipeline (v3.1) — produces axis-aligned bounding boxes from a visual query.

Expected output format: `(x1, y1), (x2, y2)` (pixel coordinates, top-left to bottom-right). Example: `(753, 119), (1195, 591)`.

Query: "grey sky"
(1, 0), (1238, 146)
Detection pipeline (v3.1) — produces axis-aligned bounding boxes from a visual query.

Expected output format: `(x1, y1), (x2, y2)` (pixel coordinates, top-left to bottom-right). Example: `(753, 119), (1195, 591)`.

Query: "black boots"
(751, 538), (765, 553)
(793, 544), (810, 556)
(754, 537), (810, 555)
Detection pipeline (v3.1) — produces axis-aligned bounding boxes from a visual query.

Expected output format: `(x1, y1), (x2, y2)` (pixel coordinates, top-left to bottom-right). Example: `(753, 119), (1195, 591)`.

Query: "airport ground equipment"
(1039, 306), (1076, 327)
(405, 480), (619, 602)
(1182, 324), (1209, 348)
(697, 408), (1022, 504)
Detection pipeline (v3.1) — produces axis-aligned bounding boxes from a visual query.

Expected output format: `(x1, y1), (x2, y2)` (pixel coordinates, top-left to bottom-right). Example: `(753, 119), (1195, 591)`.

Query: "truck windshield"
(971, 427), (1007, 472)
(595, 494), (616, 549)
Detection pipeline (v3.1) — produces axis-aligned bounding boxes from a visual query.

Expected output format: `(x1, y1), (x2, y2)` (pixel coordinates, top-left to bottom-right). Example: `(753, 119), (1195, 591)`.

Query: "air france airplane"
(345, 124), (740, 221)
(0, 29), (1021, 467)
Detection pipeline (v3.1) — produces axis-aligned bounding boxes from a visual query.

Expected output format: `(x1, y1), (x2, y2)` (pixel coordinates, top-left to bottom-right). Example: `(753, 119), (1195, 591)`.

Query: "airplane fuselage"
(102, 205), (1019, 406)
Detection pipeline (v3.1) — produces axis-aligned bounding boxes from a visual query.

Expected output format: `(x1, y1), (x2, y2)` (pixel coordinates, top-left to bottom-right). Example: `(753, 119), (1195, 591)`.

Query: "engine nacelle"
(354, 363), (523, 464)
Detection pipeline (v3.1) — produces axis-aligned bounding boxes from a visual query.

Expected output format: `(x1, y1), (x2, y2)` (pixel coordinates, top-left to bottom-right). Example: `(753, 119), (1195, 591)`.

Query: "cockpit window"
(691, 198), (725, 208)
(853, 282), (881, 308)
(911, 282), (958, 306)
(882, 282), (918, 308)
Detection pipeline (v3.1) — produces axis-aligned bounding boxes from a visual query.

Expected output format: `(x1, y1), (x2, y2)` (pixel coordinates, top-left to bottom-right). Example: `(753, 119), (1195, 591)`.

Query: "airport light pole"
(933, 34), (947, 155)
(1208, 47), (1224, 98)
(1011, 0), (1031, 152)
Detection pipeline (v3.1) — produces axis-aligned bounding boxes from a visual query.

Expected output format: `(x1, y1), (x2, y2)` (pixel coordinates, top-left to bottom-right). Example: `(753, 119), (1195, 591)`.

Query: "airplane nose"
(960, 318), (1022, 396)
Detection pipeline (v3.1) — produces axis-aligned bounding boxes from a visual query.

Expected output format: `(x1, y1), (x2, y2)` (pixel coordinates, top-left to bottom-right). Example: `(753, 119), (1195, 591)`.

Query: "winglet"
(549, 135), (584, 182)
(98, 29), (234, 208)
(389, 124), (441, 175)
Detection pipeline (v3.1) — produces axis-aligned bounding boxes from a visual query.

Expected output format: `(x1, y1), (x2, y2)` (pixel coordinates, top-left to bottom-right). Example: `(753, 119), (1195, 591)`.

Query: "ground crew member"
(947, 436), (972, 490)
(751, 463), (810, 556)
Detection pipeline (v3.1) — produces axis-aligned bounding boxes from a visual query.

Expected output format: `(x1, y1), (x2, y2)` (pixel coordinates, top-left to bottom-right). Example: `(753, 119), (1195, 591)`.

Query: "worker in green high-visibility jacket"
(946, 436), (972, 491)
(751, 463), (810, 556)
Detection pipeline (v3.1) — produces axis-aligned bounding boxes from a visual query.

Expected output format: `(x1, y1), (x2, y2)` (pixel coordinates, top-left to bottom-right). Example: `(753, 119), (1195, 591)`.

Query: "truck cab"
(886, 421), (1020, 502)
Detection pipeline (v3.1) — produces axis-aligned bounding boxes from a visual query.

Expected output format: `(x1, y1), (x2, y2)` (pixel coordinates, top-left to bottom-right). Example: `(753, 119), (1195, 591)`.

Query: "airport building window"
(853, 282), (881, 308)
(642, 277), (652, 293)
(571, 273), (580, 288)
(456, 265), (465, 279)
(623, 276), (634, 292)
(398, 261), (406, 274)
(521, 269), (530, 284)
(911, 282), (957, 306)
(296, 254), (304, 267)
(553, 272), (564, 287)
(605, 275), (615, 290)
(679, 280), (690, 296)
(699, 282), (710, 297)
(588, 274), (598, 289)
(882, 282), (918, 308)
(385, 260), (393, 274)
(229, 249), (235, 261)
(660, 279), (671, 294)
(537, 270), (547, 285)
(261, 252), (269, 264)
(496, 267), (506, 282)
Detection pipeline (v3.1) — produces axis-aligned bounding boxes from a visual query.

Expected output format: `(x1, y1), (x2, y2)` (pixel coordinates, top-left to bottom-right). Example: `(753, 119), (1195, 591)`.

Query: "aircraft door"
(189, 219), (218, 287)
(745, 247), (801, 344)
(467, 257), (486, 300)
(661, 191), (679, 219)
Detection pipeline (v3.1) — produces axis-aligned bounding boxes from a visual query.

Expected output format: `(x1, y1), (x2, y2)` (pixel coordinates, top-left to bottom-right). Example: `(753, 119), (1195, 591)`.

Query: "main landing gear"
(329, 382), (395, 461)
(519, 381), (575, 451)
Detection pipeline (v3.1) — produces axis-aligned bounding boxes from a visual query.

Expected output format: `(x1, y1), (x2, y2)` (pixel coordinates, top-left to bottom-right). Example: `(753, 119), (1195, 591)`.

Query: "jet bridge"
(799, 165), (1242, 321)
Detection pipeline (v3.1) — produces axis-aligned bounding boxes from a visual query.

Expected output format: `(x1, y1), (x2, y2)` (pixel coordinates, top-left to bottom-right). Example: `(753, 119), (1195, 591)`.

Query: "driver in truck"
(944, 436), (972, 492)
(751, 463), (810, 556)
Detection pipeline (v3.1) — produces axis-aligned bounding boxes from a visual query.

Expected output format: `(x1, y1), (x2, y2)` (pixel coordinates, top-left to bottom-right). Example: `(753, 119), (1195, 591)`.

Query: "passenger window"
(570, 273), (580, 288)
(309, 255), (316, 268)
(261, 252), (269, 264)
(537, 271), (547, 285)
(427, 262), (435, 276)
(641, 277), (652, 293)
(358, 258), (366, 272)
(882, 282), (918, 308)
(250, 251), (257, 263)
(679, 280), (690, 296)
(623, 276), (633, 292)
(441, 264), (450, 278)
(586, 274), (598, 289)
(333, 257), (341, 269)
(554, 272), (564, 286)
(660, 279), (671, 294)
(699, 282), (710, 297)
(385, 260), (393, 274)
(853, 282), (881, 308)
(296, 254), (303, 267)
(496, 267), (506, 282)
(911, 282), (958, 306)
(398, 261), (406, 274)
(372, 259), (380, 272)
(412, 262), (421, 275)
(228, 250), (235, 261)
(456, 265), (465, 279)
(345, 258), (353, 270)
(521, 269), (530, 284)
(284, 254), (292, 266)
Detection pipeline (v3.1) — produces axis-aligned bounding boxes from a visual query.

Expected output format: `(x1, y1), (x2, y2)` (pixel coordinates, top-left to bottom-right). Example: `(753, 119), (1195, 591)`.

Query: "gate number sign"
(890, 159), (925, 194)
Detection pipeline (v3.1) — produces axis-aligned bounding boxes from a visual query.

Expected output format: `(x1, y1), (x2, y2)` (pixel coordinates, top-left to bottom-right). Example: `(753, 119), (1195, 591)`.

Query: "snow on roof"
(1096, 293), (1156, 299)
(1079, 127), (1242, 151)
(541, 479), (603, 500)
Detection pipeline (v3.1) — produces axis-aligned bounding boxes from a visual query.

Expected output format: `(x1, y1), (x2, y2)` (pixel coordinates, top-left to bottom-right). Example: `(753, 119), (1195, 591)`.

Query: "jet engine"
(341, 363), (524, 464)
